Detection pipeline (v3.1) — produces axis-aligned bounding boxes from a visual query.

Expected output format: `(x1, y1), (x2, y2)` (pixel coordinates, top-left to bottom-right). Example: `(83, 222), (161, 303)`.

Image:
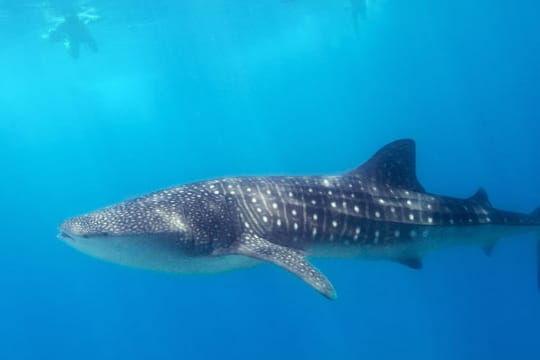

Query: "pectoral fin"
(221, 233), (337, 300)
(395, 257), (423, 270)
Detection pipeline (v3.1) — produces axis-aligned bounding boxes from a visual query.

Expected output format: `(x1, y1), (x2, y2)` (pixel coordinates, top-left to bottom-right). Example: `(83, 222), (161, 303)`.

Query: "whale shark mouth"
(58, 231), (74, 241)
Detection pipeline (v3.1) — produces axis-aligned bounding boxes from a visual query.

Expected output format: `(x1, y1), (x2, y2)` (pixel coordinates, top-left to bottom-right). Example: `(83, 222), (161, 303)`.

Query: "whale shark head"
(58, 192), (195, 269)
(59, 200), (189, 240)
(58, 185), (239, 273)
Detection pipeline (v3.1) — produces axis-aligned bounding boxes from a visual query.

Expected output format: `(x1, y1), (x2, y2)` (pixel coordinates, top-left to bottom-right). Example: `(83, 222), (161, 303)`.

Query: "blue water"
(1, 0), (540, 359)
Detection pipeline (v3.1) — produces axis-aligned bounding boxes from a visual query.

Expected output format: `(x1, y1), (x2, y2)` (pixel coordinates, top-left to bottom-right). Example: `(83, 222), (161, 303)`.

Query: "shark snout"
(58, 215), (107, 242)
(58, 208), (129, 242)
(59, 218), (82, 237)
(58, 218), (81, 243)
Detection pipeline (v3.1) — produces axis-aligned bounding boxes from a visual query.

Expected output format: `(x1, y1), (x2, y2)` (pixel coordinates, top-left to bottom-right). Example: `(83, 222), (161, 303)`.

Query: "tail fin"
(533, 207), (540, 291)
(537, 239), (540, 291)
(532, 207), (540, 220)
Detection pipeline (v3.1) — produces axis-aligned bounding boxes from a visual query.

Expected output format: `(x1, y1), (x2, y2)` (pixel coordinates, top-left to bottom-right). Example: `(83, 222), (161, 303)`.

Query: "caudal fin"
(532, 206), (540, 220)
(536, 239), (540, 291)
(532, 207), (540, 291)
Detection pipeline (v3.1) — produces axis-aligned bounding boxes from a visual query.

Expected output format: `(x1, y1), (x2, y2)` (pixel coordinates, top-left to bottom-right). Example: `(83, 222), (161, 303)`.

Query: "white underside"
(64, 225), (540, 274)
(65, 235), (259, 273)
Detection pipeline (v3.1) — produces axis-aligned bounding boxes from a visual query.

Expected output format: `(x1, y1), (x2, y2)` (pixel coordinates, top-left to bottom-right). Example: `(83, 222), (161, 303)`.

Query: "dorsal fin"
(347, 139), (425, 193)
(469, 187), (492, 208)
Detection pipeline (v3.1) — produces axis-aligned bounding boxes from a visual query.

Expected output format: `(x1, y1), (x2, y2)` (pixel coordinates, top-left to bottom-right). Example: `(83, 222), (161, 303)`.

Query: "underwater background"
(1, 0), (540, 359)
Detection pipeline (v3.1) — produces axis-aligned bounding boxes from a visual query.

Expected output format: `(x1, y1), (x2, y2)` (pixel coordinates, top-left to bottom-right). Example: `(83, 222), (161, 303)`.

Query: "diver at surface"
(282, 0), (372, 37)
(45, 9), (99, 59)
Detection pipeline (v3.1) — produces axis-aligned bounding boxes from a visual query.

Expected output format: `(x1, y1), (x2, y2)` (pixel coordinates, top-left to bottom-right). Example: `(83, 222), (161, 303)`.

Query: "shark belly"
(66, 234), (259, 274)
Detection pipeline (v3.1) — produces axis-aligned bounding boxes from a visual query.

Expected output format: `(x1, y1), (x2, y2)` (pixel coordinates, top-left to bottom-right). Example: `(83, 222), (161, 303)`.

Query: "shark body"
(59, 140), (540, 299)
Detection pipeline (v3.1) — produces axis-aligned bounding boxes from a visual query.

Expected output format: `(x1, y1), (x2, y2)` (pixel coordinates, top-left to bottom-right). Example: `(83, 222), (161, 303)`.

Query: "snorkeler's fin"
(86, 36), (98, 53)
(351, 10), (359, 38)
(68, 40), (80, 59)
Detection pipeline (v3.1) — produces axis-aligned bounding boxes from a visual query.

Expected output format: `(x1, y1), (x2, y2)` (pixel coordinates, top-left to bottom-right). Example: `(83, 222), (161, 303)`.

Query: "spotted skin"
(226, 233), (336, 299)
(59, 139), (540, 299)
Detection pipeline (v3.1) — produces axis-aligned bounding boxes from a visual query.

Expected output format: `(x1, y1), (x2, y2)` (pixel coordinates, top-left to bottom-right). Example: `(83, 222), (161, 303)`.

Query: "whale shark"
(59, 139), (540, 299)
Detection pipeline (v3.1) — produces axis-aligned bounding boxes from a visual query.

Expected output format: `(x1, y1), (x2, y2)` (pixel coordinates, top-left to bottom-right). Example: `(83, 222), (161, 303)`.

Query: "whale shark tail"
(532, 207), (540, 291)
(536, 237), (540, 291)
(531, 207), (540, 221)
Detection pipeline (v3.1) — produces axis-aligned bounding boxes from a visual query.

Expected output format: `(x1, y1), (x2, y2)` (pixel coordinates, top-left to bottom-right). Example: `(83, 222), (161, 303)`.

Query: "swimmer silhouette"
(350, 0), (368, 37)
(48, 13), (98, 59)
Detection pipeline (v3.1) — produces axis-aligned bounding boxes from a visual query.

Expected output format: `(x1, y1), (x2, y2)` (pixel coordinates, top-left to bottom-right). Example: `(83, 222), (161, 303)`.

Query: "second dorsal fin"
(469, 187), (493, 208)
(347, 139), (425, 193)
